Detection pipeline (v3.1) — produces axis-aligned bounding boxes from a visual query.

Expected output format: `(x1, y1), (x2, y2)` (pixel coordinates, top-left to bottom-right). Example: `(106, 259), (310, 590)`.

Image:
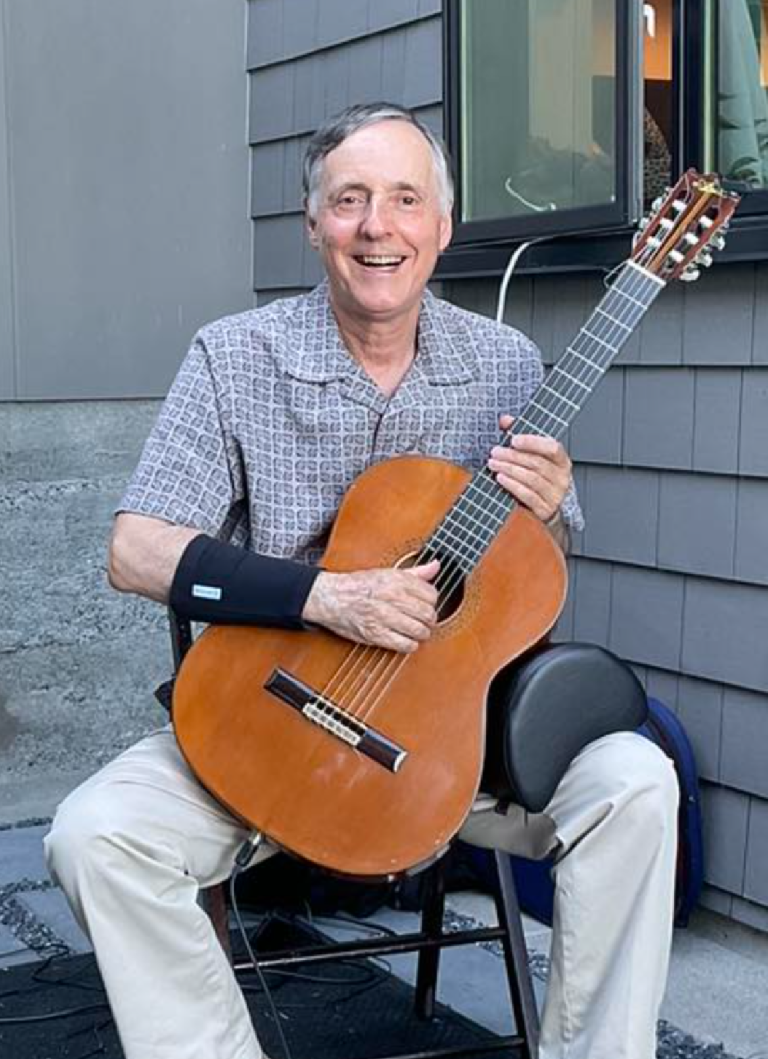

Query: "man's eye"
(337, 194), (364, 208)
(398, 194), (421, 208)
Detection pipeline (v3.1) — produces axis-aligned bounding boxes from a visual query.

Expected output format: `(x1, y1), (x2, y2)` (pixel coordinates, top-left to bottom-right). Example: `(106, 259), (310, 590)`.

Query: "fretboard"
(427, 261), (666, 575)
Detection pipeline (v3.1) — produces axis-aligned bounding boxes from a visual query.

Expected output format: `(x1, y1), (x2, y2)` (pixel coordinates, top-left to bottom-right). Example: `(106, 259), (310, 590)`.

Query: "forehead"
(321, 120), (437, 192)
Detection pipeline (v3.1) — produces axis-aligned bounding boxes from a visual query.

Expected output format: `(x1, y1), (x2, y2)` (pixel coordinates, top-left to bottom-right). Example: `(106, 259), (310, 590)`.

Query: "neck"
(330, 296), (421, 397)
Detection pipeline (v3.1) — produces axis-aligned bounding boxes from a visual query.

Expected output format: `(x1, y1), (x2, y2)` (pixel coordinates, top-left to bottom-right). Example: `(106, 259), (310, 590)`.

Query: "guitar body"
(173, 455), (567, 879)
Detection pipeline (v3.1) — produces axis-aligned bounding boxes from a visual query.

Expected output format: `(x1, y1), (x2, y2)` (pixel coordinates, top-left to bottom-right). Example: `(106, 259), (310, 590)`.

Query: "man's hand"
(488, 414), (572, 524)
(302, 559), (440, 653)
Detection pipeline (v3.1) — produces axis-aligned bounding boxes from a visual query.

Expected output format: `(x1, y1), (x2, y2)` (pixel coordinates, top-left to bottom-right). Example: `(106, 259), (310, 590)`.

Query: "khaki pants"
(45, 727), (677, 1059)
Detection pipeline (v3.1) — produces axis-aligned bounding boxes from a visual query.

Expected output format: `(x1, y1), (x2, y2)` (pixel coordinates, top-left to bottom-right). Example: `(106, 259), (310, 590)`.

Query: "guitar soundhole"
(397, 549), (465, 624)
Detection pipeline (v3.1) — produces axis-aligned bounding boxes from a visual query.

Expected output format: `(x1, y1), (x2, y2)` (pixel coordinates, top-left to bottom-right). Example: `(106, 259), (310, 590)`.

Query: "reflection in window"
(643, 0), (673, 204)
(708, 0), (768, 187)
(459, 0), (617, 223)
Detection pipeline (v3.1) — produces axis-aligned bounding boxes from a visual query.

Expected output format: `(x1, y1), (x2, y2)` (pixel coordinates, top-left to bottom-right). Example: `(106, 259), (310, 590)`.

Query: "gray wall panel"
(682, 579), (768, 693)
(754, 264), (768, 364)
(529, 277), (558, 362)
(721, 688), (768, 799)
(569, 368), (624, 464)
(735, 479), (768, 585)
(609, 567), (684, 671)
(380, 29), (409, 106)
(248, 0), (284, 68)
(700, 784), (749, 892)
(682, 266), (754, 366)
(316, 0), (368, 49)
(676, 677), (723, 783)
(571, 559), (613, 643)
(692, 369), (742, 473)
(657, 473), (736, 579)
(744, 799), (768, 905)
(252, 64), (295, 141)
(7, 0), (251, 399)
(348, 36), (386, 105)
(638, 282), (684, 364)
(0, 0), (14, 399)
(739, 370), (768, 476)
(251, 141), (285, 216)
(623, 368), (694, 469)
(402, 18), (443, 105)
(253, 215), (306, 289)
(582, 466), (659, 566)
(282, 0), (319, 58)
(731, 894), (768, 933)
(644, 667), (680, 708)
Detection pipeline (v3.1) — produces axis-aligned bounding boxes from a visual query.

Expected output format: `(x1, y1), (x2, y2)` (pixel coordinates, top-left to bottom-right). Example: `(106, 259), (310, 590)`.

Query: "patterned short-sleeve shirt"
(119, 282), (584, 562)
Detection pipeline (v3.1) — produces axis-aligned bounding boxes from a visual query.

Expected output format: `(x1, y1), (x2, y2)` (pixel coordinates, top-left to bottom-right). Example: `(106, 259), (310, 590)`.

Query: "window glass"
(706, 0), (768, 188)
(459, 0), (618, 223)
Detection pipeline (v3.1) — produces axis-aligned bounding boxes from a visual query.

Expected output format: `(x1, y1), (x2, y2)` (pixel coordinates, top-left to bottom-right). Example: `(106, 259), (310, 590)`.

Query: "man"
(45, 103), (678, 1059)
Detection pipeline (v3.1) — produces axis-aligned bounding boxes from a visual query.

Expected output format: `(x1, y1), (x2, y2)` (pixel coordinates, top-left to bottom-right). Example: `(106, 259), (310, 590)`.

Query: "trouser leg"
(459, 730), (679, 1059)
(44, 728), (274, 1059)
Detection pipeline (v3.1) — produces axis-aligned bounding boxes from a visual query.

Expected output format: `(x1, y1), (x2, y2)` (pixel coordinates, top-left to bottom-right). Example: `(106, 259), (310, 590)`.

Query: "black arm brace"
(169, 534), (321, 630)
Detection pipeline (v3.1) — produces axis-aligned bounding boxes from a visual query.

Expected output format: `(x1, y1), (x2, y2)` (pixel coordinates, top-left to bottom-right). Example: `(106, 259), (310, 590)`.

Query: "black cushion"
(482, 642), (648, 813)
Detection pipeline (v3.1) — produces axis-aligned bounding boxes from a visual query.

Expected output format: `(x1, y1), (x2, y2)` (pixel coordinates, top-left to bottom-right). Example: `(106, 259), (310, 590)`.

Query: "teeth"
(359, 255), (403, 265)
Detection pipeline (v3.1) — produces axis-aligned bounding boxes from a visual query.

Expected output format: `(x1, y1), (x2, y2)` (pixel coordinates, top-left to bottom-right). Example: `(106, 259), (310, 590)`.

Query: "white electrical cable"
(496, 238), (545, 323)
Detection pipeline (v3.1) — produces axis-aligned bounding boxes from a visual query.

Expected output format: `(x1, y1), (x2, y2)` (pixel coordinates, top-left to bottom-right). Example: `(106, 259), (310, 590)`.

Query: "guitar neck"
(427, 261), (666, 573)
(510, 259), (665, 444)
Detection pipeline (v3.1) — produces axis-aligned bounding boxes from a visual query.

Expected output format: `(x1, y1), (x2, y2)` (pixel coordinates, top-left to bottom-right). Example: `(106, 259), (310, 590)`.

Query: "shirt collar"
(278, 281), (481, 386)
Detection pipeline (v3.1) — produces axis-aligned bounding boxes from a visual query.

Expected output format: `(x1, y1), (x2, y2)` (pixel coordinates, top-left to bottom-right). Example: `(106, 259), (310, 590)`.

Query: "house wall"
(247, 0), (768, 931)
(0, 0), (252, 816)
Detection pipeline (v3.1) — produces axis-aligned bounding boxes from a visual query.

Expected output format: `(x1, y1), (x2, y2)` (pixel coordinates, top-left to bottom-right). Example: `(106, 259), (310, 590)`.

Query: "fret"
(464, 479), (512, 522)
(529, 400), (568, 429)
(580, 329), (615, 352)
(458, 487), (510, 526)
(540, 384), (580, 411)
(566, 345), (604, 369)
(514, 418), (548, 437)
(551, 365), (591, 392)
(611, 286), (645, 310)
(595, 307), (631, 331)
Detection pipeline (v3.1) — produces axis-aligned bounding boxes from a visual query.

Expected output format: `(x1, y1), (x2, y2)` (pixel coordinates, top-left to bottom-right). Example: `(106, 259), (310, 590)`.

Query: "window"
(447, 0), (642, 244)
(443, 0), (768, 268)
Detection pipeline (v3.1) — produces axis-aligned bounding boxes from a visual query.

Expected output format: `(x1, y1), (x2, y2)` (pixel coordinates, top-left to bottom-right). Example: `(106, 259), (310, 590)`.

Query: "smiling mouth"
(354, 254), (407, 269)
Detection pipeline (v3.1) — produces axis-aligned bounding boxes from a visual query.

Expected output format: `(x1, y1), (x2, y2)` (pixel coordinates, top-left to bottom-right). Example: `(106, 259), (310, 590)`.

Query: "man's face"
(307, 120), (453, 327)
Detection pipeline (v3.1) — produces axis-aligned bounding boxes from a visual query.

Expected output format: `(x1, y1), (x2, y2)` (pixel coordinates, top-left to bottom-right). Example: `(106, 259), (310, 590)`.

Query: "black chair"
(162, 612), (647, 1059)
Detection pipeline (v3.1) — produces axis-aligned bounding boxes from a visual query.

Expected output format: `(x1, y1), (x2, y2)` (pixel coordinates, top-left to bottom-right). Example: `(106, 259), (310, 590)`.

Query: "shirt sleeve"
(118, 336), (243, 535)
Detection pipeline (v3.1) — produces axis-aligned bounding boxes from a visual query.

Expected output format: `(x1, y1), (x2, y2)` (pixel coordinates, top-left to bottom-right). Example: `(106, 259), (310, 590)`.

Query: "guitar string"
(315, 261), (662, 732)
(310, 261), (663, 735)
(342, 263), (665, 729)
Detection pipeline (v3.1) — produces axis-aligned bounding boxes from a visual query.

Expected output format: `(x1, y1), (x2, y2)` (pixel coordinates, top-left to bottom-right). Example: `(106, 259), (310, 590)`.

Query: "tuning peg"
(697, 250), (714, 268)
(680, 266), (701, 283)
(710, 233), (726, 251)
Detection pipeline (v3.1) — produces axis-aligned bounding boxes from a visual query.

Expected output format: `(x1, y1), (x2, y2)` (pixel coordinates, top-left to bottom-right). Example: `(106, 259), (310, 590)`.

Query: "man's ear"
(306, 212), (320, 249)
(439, 213), (453, 253)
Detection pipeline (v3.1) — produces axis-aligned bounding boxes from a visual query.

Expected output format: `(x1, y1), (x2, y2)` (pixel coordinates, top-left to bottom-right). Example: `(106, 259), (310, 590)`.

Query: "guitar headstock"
(632, 170), (740, 283)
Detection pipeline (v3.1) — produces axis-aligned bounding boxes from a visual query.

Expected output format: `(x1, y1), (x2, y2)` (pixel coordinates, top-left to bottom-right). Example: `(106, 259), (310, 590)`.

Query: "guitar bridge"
(264, 668), (407, 773)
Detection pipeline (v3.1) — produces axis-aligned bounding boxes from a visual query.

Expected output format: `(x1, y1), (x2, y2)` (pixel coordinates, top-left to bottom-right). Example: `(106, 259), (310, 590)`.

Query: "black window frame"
(438, 0), (768, 278)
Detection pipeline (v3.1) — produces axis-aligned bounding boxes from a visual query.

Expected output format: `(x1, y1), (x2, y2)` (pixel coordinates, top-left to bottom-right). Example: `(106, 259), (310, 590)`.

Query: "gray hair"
(303, 102), (454, 218)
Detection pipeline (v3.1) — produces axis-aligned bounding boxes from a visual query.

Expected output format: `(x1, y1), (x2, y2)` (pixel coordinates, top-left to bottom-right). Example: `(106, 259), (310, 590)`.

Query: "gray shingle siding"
(248, 0), (768, 928)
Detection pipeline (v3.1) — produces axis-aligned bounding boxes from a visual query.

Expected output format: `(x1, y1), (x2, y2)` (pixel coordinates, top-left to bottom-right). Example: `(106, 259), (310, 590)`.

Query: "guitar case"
(482, 641), (649, 813)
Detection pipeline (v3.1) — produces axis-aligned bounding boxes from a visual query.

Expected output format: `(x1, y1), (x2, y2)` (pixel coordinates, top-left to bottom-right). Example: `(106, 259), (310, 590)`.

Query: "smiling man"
(45, 104), (678, 1059)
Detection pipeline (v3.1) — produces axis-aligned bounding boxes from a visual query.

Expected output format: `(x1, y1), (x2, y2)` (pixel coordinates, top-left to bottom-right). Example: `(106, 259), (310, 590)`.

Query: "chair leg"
(493, 852), (540, 1059)
(414, 860), (447, 1020)
(202, 882), (232, 964)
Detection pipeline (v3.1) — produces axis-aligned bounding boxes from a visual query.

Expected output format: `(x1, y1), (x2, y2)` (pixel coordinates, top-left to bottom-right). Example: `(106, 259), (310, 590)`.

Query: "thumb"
(499, 413), (515, 431)
(411, 557), (440, 581)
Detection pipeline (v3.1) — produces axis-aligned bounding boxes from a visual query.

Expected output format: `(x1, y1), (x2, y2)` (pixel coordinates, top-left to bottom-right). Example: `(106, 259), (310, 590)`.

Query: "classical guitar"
(172, 171), (739, 878)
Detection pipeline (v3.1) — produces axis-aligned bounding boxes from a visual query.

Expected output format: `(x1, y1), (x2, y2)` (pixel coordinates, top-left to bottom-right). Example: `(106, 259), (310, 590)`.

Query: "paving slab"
(0, 824), (50, 885)
(14, 889), (91, 955)
(0, 921), (37, 967)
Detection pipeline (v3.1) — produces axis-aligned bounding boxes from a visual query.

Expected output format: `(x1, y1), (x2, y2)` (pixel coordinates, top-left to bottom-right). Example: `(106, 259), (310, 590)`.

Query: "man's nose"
(359, 197), (393, 238)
